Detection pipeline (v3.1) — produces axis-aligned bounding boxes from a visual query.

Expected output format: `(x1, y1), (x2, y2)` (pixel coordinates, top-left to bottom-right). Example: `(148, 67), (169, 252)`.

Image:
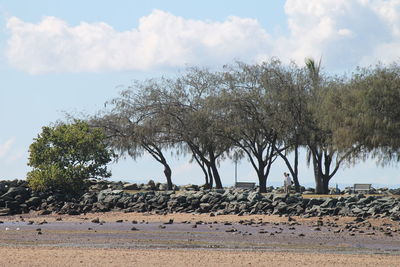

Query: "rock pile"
(0, 179), (400, 221)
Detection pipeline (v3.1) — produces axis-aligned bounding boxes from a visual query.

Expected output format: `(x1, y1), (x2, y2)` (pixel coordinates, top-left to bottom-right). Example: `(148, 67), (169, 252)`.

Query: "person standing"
(283, 172), (292, 194)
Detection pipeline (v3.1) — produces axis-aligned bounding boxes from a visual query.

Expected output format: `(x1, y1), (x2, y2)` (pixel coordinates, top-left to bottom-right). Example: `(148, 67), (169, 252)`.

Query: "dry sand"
(0, 247), (399, 267)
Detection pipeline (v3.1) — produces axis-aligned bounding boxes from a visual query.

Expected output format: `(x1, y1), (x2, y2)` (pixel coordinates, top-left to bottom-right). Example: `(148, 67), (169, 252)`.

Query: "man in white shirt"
(283, 172), (292, 194)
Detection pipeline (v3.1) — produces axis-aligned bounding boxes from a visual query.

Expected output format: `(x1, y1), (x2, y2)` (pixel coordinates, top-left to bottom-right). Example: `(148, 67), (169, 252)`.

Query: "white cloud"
(5, 1), (400, 74)
(5, 10), (272, 74)
(0, 137), (16, 159)
(283, 0), (400, 69)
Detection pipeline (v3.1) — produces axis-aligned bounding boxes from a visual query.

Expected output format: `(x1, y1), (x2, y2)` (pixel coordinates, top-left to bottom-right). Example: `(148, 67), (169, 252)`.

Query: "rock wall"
(0, 180), (399, 221)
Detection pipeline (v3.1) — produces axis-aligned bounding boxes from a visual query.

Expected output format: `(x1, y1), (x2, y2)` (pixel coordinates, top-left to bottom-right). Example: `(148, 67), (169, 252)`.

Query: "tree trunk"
(258, 172), (267, 193)
(312, 151), (325, 194)
(315, 175), (330, 194)
(292, 145), (300, 192)
(256, 157), (268, 193)
(211, 163), (223, 189)
(163, 164), (173, 190)
(207, 165), (213, 188)
(322, 176), (330, 194)
(193, 154), (209, 187)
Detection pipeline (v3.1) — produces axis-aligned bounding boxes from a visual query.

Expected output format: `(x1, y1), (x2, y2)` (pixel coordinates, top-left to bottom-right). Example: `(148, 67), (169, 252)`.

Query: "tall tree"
(328, 63), (400, 164)
(217, 62), (286, 193)
(262, 61), (310, 192)
(92, 83), (176, 190)
(165, 68), (232, 189)
(304, 58), (361, 194)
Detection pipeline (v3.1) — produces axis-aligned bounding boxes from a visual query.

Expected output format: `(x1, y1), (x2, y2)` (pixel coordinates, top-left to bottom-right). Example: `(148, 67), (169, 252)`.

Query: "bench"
(353, 184), (372, 194)
(235, 182), (256, 189)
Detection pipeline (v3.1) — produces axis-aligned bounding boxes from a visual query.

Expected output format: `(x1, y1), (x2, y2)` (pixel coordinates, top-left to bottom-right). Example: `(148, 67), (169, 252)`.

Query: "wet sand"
(0, 212), (399, 266)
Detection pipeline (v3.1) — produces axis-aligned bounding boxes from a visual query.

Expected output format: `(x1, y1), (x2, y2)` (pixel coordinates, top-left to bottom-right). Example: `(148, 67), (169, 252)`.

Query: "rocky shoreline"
(0, 180), (400, 221)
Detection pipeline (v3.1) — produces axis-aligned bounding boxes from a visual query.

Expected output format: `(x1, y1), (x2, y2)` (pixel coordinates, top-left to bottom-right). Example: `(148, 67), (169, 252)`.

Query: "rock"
(67, 210), (80, 215)
(1, 187), (29, 200)
(123, 183), (139, 190)
(131, 227), (139, 231)
(164, 219), (174, 224)
(25, 197), (42, 207)
(320, 198), (337, 209)
(0, 208), (11, 216)
(182, 184), (199, 191)
(91, 218), (100, 223)
(274, 202), (288, 214)
(199, 203), (211, 212)
(354, 217), (365, 222)
(39, 210), (51, 215)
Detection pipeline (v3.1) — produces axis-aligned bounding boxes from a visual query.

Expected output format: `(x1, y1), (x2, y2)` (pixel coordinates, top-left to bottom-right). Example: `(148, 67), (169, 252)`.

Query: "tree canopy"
(81, 59), (400, 194)
(27, 120), (114, 192)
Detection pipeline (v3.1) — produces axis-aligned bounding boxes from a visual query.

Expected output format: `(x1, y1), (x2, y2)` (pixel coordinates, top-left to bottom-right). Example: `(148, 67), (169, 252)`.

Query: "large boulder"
(1, 187), (30, 200)
(123, 183), (139, 190)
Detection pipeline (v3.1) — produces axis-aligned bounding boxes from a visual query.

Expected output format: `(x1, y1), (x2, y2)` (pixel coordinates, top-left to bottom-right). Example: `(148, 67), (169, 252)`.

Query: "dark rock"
(1, 187), (29, 200)
(123, 183), (139, 190)
(39, 210), (51, 215)
(26, 197), (41, 207)
(0, 208), (11, 216)
(164, 219), (174, 224)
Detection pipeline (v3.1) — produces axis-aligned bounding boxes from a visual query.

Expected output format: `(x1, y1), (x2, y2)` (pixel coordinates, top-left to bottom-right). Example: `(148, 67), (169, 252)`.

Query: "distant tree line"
(87, 59), (400, 194)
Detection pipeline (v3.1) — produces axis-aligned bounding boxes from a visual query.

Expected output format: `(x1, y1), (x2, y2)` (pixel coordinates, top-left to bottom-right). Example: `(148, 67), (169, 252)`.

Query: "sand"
(0, 247), (399, 267)
(0, 212), (399, 266)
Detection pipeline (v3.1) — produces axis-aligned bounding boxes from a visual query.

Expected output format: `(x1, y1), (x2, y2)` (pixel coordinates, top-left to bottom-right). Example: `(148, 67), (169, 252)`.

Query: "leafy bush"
(27, 120), (114, 192)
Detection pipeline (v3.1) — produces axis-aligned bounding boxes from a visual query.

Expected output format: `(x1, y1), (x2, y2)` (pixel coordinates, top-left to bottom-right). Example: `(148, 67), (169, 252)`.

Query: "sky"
(0, 0), (399, 188)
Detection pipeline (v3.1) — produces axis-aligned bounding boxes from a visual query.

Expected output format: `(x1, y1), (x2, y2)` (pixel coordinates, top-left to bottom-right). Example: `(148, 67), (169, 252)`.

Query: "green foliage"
(88, 60), (400, 193)
(27, 120), (114, 192)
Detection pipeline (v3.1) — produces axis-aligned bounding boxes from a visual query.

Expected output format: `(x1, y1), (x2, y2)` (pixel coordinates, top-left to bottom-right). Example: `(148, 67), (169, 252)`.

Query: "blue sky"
(0, 0), (399, 188)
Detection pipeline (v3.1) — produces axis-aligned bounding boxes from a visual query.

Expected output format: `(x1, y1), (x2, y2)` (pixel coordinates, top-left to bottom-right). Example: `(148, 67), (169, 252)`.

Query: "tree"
(27, 120), (114, 192)
(328, 63), (400, 164)
(304, 58), (362, 194)
(92, 81), (176, 190)
(262, 61), (310, 192)
(166, 68), (232, 189)
(217, 62), (285, 193)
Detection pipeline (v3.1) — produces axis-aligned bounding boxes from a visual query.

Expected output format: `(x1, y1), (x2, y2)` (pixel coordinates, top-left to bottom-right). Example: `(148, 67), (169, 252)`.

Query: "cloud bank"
(5, 0), (400, 74)
(0, 137), (16, 159)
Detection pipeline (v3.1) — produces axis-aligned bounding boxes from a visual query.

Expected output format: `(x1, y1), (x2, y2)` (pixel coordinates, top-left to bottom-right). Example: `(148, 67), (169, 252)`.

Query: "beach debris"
(164, 219), (174, 224)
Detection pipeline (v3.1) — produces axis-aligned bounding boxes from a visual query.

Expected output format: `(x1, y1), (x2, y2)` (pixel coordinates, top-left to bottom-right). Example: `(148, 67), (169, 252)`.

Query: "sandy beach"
(0, 212), (399, 266)
(0, 247), (399, 267)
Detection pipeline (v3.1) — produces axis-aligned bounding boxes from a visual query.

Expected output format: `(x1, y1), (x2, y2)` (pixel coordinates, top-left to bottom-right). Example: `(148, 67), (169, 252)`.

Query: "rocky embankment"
(0, 180), (400, 221)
